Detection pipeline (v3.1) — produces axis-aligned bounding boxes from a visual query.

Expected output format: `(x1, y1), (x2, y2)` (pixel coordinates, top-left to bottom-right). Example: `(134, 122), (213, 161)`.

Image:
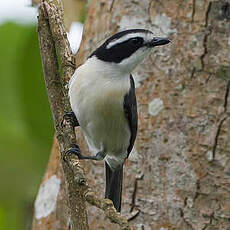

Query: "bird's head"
(89, 29), (170, 73)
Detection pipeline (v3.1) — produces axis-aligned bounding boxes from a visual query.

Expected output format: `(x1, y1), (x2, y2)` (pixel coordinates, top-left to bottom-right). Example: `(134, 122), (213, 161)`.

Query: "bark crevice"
(200, 2), (212, 70)
(212, 116), (227, 160)
(223, 80), (230, 112)
(191, 0), (196, 23)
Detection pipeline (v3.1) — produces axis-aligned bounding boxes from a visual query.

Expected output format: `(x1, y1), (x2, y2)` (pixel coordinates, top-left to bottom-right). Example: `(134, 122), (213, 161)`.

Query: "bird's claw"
(65, 144), (82, 159)
(62, 112), (79, 127)
(65, 144), (105, 161)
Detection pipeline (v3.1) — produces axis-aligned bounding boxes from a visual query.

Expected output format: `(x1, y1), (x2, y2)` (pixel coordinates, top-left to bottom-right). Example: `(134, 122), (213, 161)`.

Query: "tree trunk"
(32, 0), (230, 229)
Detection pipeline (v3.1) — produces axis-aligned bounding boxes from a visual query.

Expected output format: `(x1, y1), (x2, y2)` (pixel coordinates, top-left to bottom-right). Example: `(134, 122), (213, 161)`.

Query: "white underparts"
(69, 57), (131, 170)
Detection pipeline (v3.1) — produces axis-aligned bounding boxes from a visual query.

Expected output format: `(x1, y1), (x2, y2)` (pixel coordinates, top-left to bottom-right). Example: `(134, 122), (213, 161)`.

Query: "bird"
(67, 29), (170, 212)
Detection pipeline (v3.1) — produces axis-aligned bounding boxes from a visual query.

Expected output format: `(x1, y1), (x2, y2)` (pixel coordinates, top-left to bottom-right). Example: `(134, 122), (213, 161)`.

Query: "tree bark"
(33, 0), (230, 229)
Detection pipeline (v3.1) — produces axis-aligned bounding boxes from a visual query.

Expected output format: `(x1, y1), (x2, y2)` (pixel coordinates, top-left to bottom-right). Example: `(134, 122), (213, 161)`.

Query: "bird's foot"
(63, 111), (79, 127)
(65, 144), (82, 159)
(65, 144), (105, 161)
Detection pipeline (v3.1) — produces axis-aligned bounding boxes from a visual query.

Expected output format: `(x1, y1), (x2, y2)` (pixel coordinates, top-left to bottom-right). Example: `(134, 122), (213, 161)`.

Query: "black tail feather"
(105, 162), (123, 212)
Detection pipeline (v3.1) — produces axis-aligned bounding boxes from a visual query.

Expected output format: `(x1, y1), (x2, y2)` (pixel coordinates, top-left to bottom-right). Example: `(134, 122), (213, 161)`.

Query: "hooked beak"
(147, 37), (171, 47)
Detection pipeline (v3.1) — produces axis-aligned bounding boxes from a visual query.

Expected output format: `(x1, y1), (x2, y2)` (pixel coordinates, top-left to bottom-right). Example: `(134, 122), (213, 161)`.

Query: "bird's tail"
(105, 162), (123, 212)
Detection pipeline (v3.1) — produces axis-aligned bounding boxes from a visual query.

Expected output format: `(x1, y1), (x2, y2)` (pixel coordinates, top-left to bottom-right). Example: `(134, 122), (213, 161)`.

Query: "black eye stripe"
(109, 37), (144, 48)
(89, 39), (143, 63)
(88, 29), (153, 63)
(129, 37), (144, 46)
(105, 29), (151, 44)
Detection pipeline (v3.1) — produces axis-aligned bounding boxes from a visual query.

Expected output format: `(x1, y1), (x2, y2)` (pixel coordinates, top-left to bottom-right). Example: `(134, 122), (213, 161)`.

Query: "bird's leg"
(63, 111), (79, 127)
(65, 144), (105, 160)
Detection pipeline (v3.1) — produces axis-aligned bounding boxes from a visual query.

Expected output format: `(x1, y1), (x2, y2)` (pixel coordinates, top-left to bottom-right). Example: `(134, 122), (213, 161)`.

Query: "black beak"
(148, 37), (171, 47)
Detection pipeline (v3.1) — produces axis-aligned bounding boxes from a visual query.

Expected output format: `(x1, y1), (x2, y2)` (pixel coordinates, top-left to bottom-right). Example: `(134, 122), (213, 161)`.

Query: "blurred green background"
(0, 22), (54, 230)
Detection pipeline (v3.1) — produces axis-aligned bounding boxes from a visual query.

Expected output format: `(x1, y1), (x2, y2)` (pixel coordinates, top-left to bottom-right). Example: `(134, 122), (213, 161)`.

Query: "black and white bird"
(67, 29), (170, 212)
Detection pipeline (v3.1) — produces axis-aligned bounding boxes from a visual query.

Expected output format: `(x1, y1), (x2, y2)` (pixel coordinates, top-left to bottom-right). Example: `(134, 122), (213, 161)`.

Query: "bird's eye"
(130, 37), (143, 46)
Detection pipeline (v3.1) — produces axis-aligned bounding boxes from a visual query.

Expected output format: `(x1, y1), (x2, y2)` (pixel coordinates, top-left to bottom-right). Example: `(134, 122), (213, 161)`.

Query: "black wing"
(123, 75), (138, 157)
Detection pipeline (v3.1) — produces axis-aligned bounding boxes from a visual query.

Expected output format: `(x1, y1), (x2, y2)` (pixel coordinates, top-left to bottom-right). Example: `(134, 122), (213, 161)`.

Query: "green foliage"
(0, 22), (53, 230)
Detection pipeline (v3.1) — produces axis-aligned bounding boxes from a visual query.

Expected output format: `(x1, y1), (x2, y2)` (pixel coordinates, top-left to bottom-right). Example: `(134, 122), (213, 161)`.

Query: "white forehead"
(106, 32), (153, 49)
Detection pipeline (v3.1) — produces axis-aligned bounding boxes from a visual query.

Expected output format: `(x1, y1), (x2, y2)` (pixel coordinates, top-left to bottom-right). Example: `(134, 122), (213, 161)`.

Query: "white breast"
(69, 57), (131, 169)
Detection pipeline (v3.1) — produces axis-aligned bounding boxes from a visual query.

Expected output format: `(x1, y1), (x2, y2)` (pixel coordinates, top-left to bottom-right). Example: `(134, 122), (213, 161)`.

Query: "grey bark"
(77, 0), (230, 229)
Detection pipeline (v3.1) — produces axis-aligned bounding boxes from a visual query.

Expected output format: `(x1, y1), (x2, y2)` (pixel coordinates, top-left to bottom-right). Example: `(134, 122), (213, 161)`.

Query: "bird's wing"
(123, 74), (138, 157)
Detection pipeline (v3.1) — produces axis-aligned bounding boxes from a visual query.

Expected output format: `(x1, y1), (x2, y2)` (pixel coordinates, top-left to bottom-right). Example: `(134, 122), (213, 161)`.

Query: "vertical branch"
(37, 1), (89, 229)
(36, 1), (132, 229)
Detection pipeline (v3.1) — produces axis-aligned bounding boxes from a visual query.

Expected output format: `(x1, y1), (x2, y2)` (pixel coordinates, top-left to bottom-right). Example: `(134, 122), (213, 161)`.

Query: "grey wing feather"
(123, 75), (138, 157)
